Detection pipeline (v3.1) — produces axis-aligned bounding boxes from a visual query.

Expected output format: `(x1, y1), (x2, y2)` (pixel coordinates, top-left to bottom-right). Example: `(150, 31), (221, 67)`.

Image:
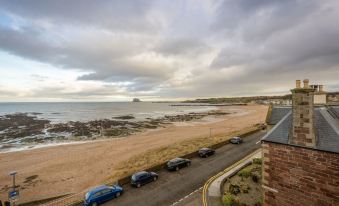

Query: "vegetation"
(105, 126), (259, 184)
(223, 162), (262, 206)
(222, 193), (236, 206)
(253, 158), (262, 165)
(183, 94), (292, 104)
(238, 167), (251, 178)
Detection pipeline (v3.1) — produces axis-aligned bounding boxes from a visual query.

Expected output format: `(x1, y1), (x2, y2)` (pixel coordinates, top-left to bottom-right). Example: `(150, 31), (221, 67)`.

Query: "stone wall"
(262, 142), (339, 206)
(291, 88), (315, 147)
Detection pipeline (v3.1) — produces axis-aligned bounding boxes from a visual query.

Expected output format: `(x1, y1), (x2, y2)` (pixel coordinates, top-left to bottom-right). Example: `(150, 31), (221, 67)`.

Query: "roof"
(262, 106), (339, 154)
(169, 157), (183, 162)
(132, 171), (148, 178)
(267, 107), (291, 125)
(88, 185), (110, 194)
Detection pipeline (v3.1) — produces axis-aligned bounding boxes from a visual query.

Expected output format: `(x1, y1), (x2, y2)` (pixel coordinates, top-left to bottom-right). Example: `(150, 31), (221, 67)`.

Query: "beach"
(0, 105), (267, 203)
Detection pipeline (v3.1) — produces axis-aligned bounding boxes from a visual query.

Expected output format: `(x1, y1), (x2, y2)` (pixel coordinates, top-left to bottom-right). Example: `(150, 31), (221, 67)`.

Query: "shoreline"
(0, 105), (268, 203)
(0, 109), (228, 153)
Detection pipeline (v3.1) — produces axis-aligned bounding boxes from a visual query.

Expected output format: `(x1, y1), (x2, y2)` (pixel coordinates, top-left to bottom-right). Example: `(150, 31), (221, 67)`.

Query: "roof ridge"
(319, 108), (339, 135)
(261, 111), (292, 141)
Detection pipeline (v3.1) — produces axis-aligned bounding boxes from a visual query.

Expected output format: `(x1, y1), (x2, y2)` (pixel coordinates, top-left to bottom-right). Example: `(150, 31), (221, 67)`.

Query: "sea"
(0, 102), (217, 152)
(0, 102), (217, 123)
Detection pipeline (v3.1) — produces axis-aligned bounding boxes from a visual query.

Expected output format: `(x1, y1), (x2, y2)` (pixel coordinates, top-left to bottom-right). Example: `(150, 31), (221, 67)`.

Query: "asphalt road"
(100, 130), (266, 206)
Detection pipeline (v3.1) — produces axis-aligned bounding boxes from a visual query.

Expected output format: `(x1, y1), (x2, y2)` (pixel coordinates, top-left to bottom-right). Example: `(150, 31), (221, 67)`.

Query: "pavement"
(98, 130), (266, 206)
(203, 149), (262, 206)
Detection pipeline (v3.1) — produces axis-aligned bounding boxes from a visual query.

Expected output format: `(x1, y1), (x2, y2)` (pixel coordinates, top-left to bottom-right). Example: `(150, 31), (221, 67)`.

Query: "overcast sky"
(0, 0), (339, 102)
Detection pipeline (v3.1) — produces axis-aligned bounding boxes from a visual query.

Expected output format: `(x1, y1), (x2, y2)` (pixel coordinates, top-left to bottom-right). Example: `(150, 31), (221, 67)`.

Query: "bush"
(254, 200), (262, 206)
(238, 168), (251, 178)
(229, 184), (241, 195)
(253, 158), (262, 165)
(251, 174), (259, 183)
(222, 193), (235, 206)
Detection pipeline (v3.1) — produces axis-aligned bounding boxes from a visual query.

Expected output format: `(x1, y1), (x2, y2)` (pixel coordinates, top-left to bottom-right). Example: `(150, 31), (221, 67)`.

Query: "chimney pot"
(296, 80), (301, 88)
(303, 79), (309, 88)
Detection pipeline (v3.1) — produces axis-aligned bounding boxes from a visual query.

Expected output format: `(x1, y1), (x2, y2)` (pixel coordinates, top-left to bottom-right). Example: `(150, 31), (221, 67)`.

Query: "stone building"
(261, 79), (339, 206)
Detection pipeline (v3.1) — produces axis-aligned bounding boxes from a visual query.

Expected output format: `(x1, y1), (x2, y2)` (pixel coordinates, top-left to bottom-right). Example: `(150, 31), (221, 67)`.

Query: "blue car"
(84, 185), (123, 206)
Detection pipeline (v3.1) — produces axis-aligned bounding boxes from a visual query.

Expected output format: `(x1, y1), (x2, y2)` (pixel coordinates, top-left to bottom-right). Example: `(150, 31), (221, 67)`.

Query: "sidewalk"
(203, 149), (262, 206)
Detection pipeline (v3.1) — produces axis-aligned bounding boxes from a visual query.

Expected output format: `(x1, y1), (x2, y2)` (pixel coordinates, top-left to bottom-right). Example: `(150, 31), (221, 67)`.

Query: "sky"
(0, 0), (339, 102)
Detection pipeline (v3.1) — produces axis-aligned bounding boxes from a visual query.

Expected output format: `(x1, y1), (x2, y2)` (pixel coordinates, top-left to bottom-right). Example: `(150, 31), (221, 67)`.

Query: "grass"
(222, 193), (236, 206)
(105, 125), (259, 184)
(238, 167), (251, 178)
(253, 158), (262, 165)
(223, 162), (263, 206)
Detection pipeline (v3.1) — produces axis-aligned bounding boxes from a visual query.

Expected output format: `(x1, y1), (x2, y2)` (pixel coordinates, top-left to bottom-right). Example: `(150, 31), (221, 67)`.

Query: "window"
(101, 189), (112, 195)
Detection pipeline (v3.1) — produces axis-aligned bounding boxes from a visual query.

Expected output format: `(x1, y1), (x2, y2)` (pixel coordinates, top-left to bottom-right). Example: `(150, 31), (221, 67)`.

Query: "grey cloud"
(0, 0), (159, 33)
(0, 0), (339, 100)
(154, 38), (209, 56)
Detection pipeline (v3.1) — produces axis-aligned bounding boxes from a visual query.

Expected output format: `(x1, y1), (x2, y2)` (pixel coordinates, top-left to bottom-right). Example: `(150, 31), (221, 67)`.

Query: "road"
(101, 130), (265, 206)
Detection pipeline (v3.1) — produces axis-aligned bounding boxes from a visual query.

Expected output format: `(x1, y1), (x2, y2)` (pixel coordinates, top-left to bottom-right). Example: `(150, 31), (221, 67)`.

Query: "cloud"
(0, 0), (339, 101)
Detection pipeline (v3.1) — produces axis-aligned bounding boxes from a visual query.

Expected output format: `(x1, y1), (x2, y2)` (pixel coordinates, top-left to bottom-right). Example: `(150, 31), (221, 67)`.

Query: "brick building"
(261, 79), (339, 206)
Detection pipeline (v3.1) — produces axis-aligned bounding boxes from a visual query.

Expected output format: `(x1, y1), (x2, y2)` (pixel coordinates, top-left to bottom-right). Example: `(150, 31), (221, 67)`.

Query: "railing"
(40, 192), (85, 206)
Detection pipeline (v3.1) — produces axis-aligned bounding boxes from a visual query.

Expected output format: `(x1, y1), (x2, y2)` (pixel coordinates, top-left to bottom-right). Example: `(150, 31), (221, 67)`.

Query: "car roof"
(88, 185), (111, 195)
(169, 157), (183, 162)
(232, 136), (241, 139)
(132, 171), (148, 177)
(200, 147), (210, 151)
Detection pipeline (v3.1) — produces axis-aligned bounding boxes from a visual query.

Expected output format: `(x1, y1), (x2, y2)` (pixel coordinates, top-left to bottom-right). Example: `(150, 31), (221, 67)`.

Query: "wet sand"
(0, 105), (267, 203)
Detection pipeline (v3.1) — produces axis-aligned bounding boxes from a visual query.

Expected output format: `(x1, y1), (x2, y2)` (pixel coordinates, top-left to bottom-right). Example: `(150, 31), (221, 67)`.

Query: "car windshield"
(168, 159), (179, 165)
(85, 192), (90, 200)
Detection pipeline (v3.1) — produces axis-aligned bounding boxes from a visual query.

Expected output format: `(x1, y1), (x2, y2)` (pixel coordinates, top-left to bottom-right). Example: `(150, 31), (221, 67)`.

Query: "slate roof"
(262, 107), (339, 154)
(267, 107), (291, 125)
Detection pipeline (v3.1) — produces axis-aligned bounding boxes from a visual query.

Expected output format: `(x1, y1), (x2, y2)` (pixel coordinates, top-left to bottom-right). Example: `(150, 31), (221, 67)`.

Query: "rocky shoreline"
(0, 110), (230, 149)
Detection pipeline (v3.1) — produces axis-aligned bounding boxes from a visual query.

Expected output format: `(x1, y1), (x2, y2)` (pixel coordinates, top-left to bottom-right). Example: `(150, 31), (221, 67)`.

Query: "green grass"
(238, 167), (251, 178)
(222, 193), (236, 206)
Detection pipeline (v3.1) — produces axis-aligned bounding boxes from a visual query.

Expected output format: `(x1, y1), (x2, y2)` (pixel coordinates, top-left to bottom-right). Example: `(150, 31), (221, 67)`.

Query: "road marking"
(169, 187), (202, 206)
(201, 149), (261, 206)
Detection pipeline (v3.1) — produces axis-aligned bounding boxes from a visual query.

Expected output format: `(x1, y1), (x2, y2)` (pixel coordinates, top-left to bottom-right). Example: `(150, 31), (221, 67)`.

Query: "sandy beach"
(0, 105), (267, 203)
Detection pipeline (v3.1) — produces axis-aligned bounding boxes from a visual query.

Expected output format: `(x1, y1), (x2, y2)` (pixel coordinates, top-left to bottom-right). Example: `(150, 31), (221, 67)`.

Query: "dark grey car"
(230, 136), (243, 144)
(166, 158), (191, 171)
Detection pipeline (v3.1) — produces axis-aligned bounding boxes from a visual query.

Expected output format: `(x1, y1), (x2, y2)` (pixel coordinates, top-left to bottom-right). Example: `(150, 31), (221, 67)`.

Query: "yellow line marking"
(201, 149), (261, 206)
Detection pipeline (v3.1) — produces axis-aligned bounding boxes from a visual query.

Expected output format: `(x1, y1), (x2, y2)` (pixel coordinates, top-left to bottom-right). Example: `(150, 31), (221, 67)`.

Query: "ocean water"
(0, 102), (218, 152)
(0, 102), (216, 123)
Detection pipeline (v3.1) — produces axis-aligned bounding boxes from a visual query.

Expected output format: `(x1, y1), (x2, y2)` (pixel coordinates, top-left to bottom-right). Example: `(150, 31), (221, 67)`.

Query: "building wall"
(314, 93), (327, 105)
(262, 142), (339, 206)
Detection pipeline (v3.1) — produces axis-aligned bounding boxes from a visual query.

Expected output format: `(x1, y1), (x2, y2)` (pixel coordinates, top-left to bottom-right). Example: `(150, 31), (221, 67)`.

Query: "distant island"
(132, 98), (141, 102)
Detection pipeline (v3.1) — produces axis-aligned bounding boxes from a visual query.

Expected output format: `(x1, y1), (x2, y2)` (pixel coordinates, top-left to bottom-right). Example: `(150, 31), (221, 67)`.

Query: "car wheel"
(186, 162), (190, 166)
(154, 176), (157, 181)
(92, 203), (98, 206)
(137, 183), (141, 188)
(237, 141), (240, 144)
(175, 166), (179, 171)
(116, 192), (121, 198)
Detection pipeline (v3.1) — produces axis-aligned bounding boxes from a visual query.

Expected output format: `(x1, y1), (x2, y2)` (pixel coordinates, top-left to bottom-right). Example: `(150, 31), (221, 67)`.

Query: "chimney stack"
(303, 79), (309, 88)
(296, 80), (301, 88)
(290, 79), (316, 147)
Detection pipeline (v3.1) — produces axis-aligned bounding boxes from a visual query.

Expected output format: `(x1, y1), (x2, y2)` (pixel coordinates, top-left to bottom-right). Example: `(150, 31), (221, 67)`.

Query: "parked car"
(167, 157), (191, 171)
(230, 136), (243, 144)
(198, 148), (215, 158)
(131, 171), (158, 188)
(84, 185), (123, 206)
